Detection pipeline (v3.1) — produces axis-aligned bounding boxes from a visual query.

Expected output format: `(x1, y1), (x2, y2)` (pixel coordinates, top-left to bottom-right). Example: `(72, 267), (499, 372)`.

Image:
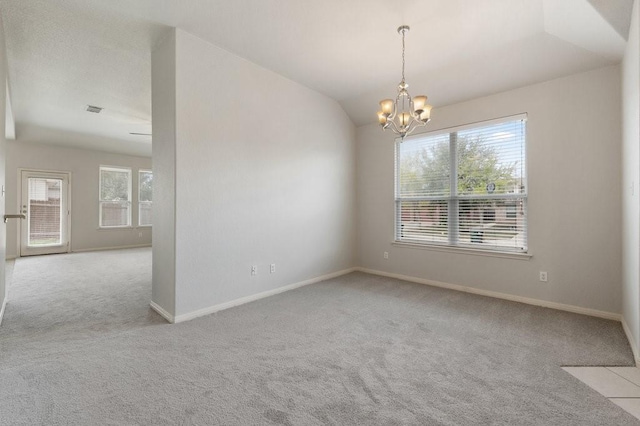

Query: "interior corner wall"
(0, 13), (8, 323)
(357, 65), (622, 314)
(171, 29), (356, 318)
(4, 141), (151, 258)
(151, 28), (177, 318)
(622, 0), (640, 358)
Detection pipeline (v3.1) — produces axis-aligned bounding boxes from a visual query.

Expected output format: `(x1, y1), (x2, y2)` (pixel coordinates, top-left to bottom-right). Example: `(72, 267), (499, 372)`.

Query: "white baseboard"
(172, 267), (357, 324)
(357, 267), (622, 322)
(150, 300), (175, 323)
(622, 317), (640, 366)
(72, 244), (151, 253)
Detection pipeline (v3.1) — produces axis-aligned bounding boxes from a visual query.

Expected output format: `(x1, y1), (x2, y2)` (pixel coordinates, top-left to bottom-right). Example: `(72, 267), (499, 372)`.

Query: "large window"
(99, 166), (132, 228)
(138, 170), (153, 226)
(395, 114), (527, 252)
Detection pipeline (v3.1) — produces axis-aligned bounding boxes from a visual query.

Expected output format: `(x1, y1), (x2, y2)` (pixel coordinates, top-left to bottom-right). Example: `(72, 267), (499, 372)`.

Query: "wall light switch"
(251, 265), (257, 276)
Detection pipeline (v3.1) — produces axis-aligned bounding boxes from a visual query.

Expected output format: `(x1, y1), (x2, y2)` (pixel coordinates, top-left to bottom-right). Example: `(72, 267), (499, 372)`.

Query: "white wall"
(5, 140), (152, 258)
(357, 65), (622, 314)
(622, 0), (640, 358)
(0, 14), (8, 324)
(152, 29), (356, 319)
(151, 29), (177, 317)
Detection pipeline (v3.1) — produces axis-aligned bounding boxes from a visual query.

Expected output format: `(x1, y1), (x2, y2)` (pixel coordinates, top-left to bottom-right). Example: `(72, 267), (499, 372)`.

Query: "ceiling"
(0, 0), (632, 156)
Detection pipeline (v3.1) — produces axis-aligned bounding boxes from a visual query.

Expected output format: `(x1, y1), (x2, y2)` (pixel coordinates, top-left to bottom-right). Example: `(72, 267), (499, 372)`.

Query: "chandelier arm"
(399, 122), (417, 139)
(386, 117), (403, 136)
(405, 119), (428, 137)
(387, 102), (397, 121)
(406, 121), (419, 135)
(388, 113), (428, 136)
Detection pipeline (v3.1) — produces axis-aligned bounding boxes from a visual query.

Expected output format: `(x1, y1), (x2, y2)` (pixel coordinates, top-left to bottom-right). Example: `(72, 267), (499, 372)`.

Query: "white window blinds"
(396, 114), (527, 252)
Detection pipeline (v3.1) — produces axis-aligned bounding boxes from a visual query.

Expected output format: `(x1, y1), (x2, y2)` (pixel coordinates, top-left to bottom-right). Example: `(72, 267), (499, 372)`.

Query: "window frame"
(99, 165), (132, 229)
(138, 169), (153, 227)
(394, 114), (528, 254)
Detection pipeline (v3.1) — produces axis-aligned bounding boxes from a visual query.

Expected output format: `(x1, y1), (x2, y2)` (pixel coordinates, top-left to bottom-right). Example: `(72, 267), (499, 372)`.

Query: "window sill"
(97, 226), (134, 231)
(392, 241), (532, 260)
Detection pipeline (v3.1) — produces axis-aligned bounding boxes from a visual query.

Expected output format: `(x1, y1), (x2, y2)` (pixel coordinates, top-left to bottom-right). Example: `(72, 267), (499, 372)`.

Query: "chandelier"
(377, 25), (432, 140)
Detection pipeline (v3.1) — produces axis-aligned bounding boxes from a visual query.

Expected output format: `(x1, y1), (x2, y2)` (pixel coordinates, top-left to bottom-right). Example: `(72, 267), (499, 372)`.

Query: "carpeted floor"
(0, 248), (638, 425)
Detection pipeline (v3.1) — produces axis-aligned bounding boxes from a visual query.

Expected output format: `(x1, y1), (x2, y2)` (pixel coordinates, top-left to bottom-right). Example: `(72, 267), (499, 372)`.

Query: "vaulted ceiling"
(0, 0), (633, 156)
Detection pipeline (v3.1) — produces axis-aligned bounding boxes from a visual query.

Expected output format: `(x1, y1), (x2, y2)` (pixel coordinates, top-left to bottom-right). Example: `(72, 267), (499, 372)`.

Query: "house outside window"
(395, 114), (527, 253)
(99, 166), (132, 228)
(139, 170), (153, 226)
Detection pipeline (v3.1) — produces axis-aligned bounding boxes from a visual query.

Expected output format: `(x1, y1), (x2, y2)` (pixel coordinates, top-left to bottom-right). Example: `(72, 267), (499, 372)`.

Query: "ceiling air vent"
(86, 105), (103, 113)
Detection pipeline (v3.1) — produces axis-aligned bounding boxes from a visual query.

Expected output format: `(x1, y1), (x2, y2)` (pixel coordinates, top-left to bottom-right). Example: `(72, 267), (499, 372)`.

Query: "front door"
(20, 170), (70, 256)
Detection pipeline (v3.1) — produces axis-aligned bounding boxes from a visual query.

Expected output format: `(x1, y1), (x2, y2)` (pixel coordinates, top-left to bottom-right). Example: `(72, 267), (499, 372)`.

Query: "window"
(99, 166), (131, 228)
(395, 114), (527, 252)
(139, 170), (153, 226)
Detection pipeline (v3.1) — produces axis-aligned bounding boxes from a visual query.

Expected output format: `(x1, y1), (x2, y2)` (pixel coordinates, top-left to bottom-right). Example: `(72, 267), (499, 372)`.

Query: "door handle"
(4, 214), (26, 223)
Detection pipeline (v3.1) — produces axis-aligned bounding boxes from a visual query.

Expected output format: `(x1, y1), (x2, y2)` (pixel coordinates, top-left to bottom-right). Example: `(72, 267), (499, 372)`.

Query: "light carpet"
(0, 248), (638, 425)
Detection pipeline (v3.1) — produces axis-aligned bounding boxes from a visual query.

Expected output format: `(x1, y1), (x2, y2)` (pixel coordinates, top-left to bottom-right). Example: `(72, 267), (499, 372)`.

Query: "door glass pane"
(28, 178), (62, 246)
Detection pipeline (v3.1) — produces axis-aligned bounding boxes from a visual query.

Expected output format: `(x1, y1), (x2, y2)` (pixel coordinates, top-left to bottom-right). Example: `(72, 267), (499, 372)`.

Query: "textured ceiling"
(0, 0), (632, 156)
(0, 0), (168, 155)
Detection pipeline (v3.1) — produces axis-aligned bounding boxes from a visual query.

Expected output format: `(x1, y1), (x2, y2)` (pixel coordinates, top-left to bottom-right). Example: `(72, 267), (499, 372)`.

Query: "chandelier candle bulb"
(413, 95), (427, 112)
(380, 99), (394, 115)
(420, 105), (432, 121)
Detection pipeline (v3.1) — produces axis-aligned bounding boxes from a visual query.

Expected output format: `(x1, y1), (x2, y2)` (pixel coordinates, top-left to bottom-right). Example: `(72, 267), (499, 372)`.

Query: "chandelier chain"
(401, 28), (405, 83)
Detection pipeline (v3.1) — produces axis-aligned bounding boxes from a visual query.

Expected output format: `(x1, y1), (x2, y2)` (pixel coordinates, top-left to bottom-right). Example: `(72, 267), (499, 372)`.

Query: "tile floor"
(563, 366), (640, 420)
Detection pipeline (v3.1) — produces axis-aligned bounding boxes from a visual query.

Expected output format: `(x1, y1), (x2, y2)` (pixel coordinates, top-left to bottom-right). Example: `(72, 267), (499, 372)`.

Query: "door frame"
(18, 168), (72, 256)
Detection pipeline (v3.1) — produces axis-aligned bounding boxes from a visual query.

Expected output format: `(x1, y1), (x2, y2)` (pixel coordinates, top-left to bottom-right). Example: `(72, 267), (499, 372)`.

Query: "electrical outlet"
(539, 271), (548, 282)
(251, 265), (257, 276)
(384, 252), (389, 259)
(138, 232), (143, 238)
(270, 263), (276, 273)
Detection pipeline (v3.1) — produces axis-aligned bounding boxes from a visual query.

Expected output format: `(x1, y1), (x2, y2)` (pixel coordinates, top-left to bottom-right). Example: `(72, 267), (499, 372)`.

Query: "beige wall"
(622, 0), (640, 359)
(357, 65), (622, 314)
(152, 29), (356, 319)
(6, 140), (152, 258)
(0, 13), (8, 323)
(151, 29), (177, 317)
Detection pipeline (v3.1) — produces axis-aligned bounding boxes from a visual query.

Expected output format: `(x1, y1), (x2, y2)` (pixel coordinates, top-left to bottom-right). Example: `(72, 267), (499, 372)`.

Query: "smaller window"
(99, 166), (131, 228)
(139, 170), (153, 227)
